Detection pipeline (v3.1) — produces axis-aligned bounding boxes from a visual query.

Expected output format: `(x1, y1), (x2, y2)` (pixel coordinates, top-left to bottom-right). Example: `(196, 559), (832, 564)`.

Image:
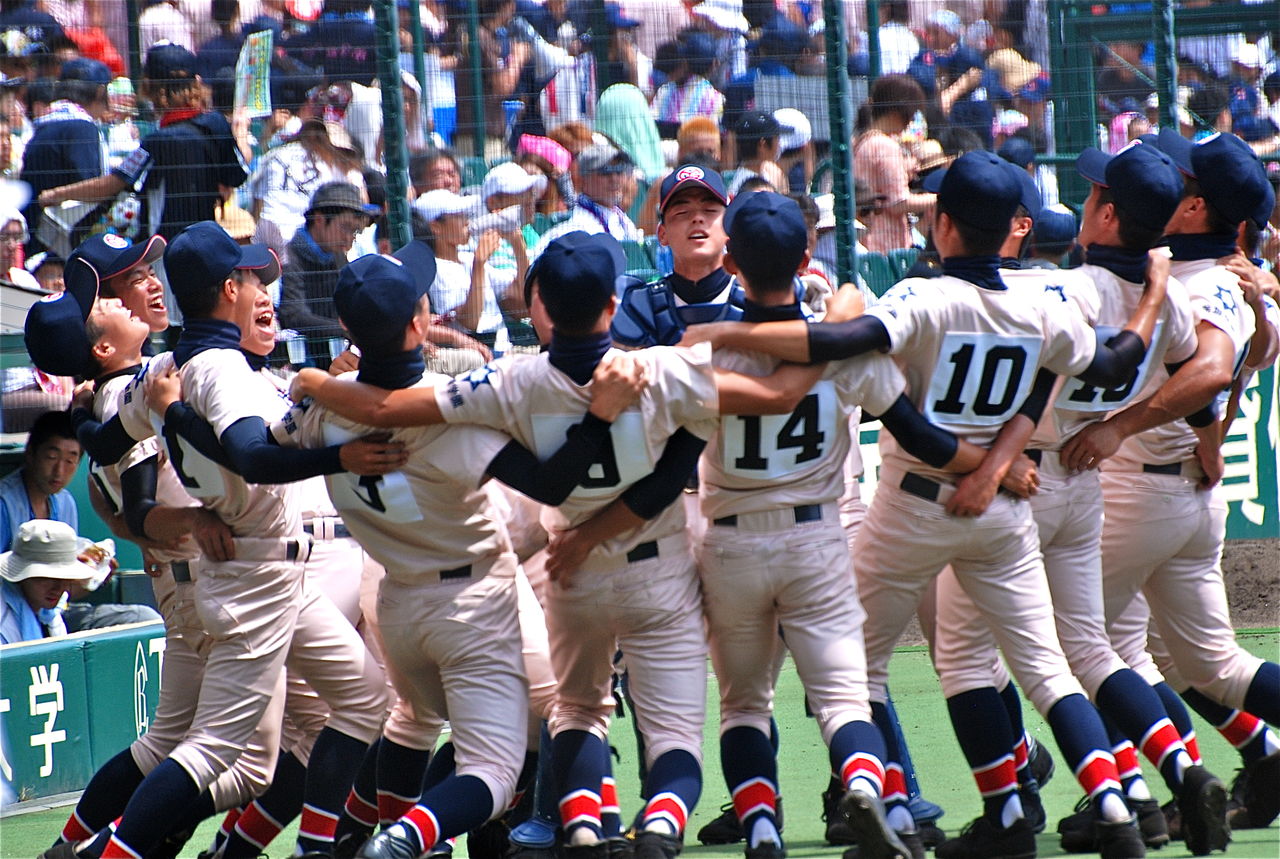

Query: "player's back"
(171, 348), (301, 538)
(280, 374), (512, 585)
(438, 346), (719, 562)
(699, 347), (902, 519)
(866, 274), (1096, 479)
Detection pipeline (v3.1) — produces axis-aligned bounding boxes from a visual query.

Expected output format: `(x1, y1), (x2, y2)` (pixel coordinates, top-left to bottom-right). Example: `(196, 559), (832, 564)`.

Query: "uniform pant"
(547, 534), (706, 769)
(854, 477), (1083, 717)
(934, 455), (1130, 699)
(1100, 471), (1263, 710)
(699, 503), (871, 742)
(379, 553), (529, 816)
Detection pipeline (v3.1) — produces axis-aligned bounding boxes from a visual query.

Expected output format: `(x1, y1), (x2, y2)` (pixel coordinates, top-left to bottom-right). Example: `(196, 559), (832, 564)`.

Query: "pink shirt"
(854, 130), (914, 254)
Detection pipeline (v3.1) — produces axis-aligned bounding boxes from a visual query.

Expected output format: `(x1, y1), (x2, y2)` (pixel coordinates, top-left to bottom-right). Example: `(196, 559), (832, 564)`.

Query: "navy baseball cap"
(144, 42), (198, 82)
(334, 255), (426, 356)
(526, 232), (625, 321)
(391, 239), (440, 300)
(923, 150), (1022, 231)
(60, 58), (111, 85)
(1002, 159), (1042, 223)
(659, 164), (728, 214)
(724, 190), (807, 285)
(1155, 128), (1271, 229)
(24, 256), (100, 378)
(165, 222), (280, 300)
(1076, 141), (1184, 233)
(997, 136), (1036, 169)
(1032, 206), (1079, 251)
(735, 109), (789, 140)
(71, 233), (166, 287)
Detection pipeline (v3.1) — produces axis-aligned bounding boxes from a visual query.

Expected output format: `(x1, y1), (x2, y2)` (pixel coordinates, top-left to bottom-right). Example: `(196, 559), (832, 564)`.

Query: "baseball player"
(269, 253), (647, 859)
(1059, 129), (1280, 851)
(23, 251), (296, 859)
(931, 142), (1235, 855)
(290, 231), (883, 859)
(70, 222), (393, 859)
(683, 151), (1173, 858)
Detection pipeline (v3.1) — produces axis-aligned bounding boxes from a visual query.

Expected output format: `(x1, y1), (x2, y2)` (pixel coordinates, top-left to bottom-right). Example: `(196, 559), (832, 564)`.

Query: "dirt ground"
(895, 538), (1278, 647)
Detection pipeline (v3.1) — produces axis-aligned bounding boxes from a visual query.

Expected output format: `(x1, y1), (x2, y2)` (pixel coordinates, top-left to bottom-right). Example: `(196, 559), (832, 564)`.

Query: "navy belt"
(171, 561), (192, 583)
(626, 541), (659, 563)
(285, 540), (303, 561)
(900, 472), (946, 503)
(1024, 449), (1043, 466)
(713, 504), (823, 528)
(303, 520), (353, 539)
(441, 564), (471, 580)
(1143, 462), (1183, 476)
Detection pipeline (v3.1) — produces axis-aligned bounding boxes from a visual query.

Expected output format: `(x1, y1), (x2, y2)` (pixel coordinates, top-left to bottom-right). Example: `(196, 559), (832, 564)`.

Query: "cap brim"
(660, 178), (728, 212)
(1156, 128), (1196, 177)
(63, 256), (100, 319)
(1075, 147), (1112, 186)
(922, 168), (948, 193)
(236, 245), (282, 284)
(100, 233), (167, 281)
(0, 548), (97, 583)
(392, 240), (439, 295)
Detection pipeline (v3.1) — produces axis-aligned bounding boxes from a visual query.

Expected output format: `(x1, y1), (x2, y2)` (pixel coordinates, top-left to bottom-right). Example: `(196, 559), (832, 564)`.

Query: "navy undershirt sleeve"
(487, 412), (615, 505)
(1078, 329), (1147, 388)
(1016, 369), (1058, 425)
(213, 415), (342, 482)
(621, 429), (707, 520)
(872, 394), (959, 469)
(120, 454), (161, 539)
(71, 409), (138, 466)
(806, 316), (893, 363)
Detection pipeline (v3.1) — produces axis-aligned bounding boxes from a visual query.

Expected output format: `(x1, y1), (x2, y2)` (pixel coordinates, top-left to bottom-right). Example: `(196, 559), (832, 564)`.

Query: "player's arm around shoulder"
(290, 366), (446, 428)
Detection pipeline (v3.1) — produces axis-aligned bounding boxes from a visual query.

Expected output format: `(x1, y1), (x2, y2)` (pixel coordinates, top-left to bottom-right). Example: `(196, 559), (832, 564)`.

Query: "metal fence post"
(822, 0), (857, 288)
(376, 0), (411, 250)
(466, 3), (486, 159)
(1049, 0), (1095, 204)
(125, 0), (143, 98)
(406, 0), (429, 111)
(1152, 0), (1179, 130)
(866, 0), (882, 81)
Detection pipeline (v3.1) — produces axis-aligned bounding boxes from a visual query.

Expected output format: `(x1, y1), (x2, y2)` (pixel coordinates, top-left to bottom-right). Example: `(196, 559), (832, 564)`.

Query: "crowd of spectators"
(0, 0), (1275, 418)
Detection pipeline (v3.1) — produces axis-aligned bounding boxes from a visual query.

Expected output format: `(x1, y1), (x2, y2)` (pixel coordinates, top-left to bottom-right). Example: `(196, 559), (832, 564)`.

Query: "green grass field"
(3, 634), (1277, 858)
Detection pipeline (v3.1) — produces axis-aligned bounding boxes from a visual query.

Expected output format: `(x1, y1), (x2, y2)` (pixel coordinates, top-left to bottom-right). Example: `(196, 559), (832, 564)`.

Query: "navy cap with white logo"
(1076, 140), (1184, 233)
(24, 256), (101, 378)
(334, 255), (426, 357)
(659, 164), (728, 214)
(1155, 129), (1271, 229)
(724, 190), (807, 285)
(922, 150), (1022, 231)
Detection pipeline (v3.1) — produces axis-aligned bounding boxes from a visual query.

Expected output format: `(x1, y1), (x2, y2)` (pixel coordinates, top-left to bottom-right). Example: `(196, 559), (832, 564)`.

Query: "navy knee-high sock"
(1154, 682), (1202, 763)
(298, 728), (370, 852)
(158, 790), (216, 847)
(223, 751), (308, 858)
(552, 730), (608, 843)
(1180, 687), (1278, 765)
(1045, 694), (1127, 821)
(100, 760), (201, 858)
(1243, 662), (1280, 725)
(997, 682), (1036, 787)
(1096, 670), (1191, 792)
(638, 749), (702, 836)
(829, 719), (887, 800)
(335, 736), (383, 845)
(57, 749), (146, 845)
(387, 774), (496, 854)
(946, 688), (1021, 825)
(378, 738), (433, 826)
(871, 701), (909, 820)
(721, 725), (780, 846)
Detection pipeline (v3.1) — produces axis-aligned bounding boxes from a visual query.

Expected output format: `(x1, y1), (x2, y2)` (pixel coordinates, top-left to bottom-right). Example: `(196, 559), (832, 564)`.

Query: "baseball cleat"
(335, 829), (373, 859)
(822, 781), (857, 845)
(696, 804), (743, 845)
(1058, 795), (1169, 852)
(1096, 815), (1146, 859)
(935, 816), (1036, 859)
(36, 843), (83, 859)
(1027, 736), (1055, 787)
(632, 831), (680, 859)
(840, 830), (925, 859)
(837, 790), (913, 859)
(1020, 781), (1047, 834)
(743, 840), (785, 859)
(510, 817), (559, 850)
(356, 829), (423, 859)
(1231, 750), (1280, 829)
(1178, 765), (1230, 856)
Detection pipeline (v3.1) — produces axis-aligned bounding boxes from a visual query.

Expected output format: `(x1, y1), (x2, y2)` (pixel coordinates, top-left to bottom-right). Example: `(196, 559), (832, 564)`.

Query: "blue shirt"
(0, 579), (46, 645)
(0, 467), (78, 554)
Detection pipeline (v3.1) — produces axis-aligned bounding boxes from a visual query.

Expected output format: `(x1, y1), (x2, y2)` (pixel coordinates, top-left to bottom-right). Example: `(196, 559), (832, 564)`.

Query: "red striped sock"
(99, 835), (142, 859)
(560, 789), (603, 835)
(218, 807), (242, 840)
(400, 805), (441, 853)
(298, 803), (339, 845)
(839, 751), (886, 796)
(345, 788), (380, 828)
(600, 777), (620, 819)
(1139, 719), (1187, 771)
(234, 801), (285, 850)
(731, 777), (777, 823)
(378, 790), (419, 827)
(1112, 742), (1141, 781)
(1075, 750), (1122, 798)
(973, 754), (1018, 799)
(60, 810), (95, 844)
(1013, 735), (1030, 775)
(882, 763), (908, 806)
(1183, 731), (1203, 765)
(1216, 710), (1264, 749)
(642, 792), (689, 835)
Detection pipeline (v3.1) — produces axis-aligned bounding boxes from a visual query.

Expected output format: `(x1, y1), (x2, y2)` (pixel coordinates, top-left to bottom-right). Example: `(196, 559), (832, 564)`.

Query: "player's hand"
(475, 229), (502, 264)
(1220, 252), (1279, 306)
(71, 378), (96, 411)
(677, 321), (727, 349)
(1060, 420), (1123, 472)
(945, 470), (1001, 517)
(1141, 249), (1170, 304)
(339, 433), (409, 476)
(329, 348), (360, 375)
(1193, 441), (1225, 491)
(289, 367), (329, 403)
(144, 365), (183, 415)
(823, 282), (866, 324)
(191, 508), (235, 562)
(588, 353), (648, 421)
(545, 527), (595, 587)
(1000, 455), (1040, 498)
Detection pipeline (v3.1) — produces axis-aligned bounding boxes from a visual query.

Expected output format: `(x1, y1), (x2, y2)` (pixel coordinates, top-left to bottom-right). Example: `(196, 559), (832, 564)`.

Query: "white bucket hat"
(0, 520), (110, 585)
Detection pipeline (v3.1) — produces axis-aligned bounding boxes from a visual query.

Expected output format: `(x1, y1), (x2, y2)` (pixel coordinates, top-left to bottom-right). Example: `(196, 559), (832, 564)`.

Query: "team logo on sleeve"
(463, 364), (498, 390)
